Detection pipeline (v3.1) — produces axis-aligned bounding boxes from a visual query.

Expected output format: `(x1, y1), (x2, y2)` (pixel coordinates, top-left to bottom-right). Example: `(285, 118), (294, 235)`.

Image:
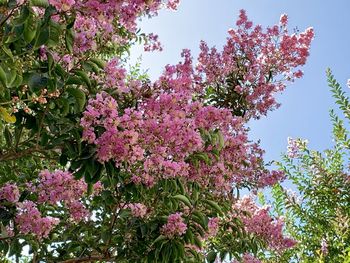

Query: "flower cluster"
(0, 183), (20, 203)
(104, 58), (127, 91)
(0, 170), (100, 239)
(144, 33), (163, 52)
(161, 213), (187, 238)
(127, 203), (148, 218)
(81, 11), (312, 193)
(234, 196), (296, 251)
(43, 0), (180, 55)
(36, 170), (87, 205)
(207, 217), (220, 236)
(196, 10), (314, 118)
(15, 201), (59, 239)
(287, 137), (308, 158)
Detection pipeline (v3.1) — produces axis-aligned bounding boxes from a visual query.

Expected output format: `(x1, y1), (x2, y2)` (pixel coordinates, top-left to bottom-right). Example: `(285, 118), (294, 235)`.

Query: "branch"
(0, 146), (51, 162)
(58, 255), (114, 263)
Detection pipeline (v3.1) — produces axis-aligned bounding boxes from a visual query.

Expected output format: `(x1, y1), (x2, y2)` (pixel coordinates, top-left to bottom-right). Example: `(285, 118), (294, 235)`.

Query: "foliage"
(270, 70), (350, 262)
(0, 1), (313, 262)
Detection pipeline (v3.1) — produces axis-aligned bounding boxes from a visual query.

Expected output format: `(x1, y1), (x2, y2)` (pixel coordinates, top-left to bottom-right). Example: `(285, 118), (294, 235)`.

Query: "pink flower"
(127, 203), (148, 218)
(104, 58), (127, 91)
(15, 201), (59, 239)
(36, 170), (87, 205)
(233, 196), (296, 251)
(161, 213), (187, 238)
(208, 217), (220, 236)
(144, 33), (163, 52)
(67, 201), (90, 222)
(287, 137), (308, 158)
(279, 14), (288, 26)
(321, 238), (328, 256)
(49, 0), (75, 11)
(0, 183), (20, 203)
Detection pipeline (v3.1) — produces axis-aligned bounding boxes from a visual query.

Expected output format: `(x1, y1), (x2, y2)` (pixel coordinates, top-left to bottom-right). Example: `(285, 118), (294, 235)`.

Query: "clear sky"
(129, 0), (350, 163)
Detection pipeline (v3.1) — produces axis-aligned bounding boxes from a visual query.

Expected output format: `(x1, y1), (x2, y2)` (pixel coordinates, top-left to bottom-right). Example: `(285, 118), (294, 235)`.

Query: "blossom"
(36, 170), (87, 205)
(279, 14), (288, 26)
(49, 0), (75, 11)
(0, 183), (20, 203)
(127, 203), (148, 218)
(233, 196), (296, 251)
(197, 10), (314, 118)
(144, 33), (163, 52)
(208, 217), (220, 236)
(321, 238), (328, 256)
(287, 137), (308, 158)
(15, 201), (59, 239)
(80, 10), (313, 194)
(161, 213), (187, 238)
(67, 201), (90, 222)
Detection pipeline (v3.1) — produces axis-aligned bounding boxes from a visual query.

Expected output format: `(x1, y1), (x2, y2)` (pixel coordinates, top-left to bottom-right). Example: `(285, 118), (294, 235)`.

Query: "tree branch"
(58, 255), (114, 263)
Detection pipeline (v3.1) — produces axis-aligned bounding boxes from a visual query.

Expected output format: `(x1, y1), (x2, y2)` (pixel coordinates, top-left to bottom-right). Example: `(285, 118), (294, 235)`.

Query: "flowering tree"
(270, 70), (350, 262)
(0, 0), (313, 262)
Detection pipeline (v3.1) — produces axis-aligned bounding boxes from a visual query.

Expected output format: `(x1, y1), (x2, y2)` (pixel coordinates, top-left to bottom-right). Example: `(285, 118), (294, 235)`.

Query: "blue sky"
(129, 0), (350, 162)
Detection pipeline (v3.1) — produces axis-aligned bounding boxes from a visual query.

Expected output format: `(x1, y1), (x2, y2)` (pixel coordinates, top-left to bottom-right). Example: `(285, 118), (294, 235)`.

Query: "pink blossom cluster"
(0, 183), (20, 203)
(67, 200), (90, 221)
(73, 15), (99, 53)
(207, 217), (220, 236)
(234, 196), (296, 251)
(36, 170), (90, 221)
(196, 10), (314, 118)
(287, 137), (308, 158)
(320, 238), (328, 256)
(15, 201), (59, 239)
(127, 203), (148, 218)
(44, 0), (180, 54)
(104, 58), (127, 91)
(1, 170), (101, 239)
(81, 45), (287, 191)
(161, 212), (187, 238)
(80, 11), (312, 192)
(37, 170), (87, 204)
(144, 33), (163, 52)
(48, 0), (75, 11)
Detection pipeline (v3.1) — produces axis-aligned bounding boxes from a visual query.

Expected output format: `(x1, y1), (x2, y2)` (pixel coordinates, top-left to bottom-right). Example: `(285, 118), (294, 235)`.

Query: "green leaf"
(217, 130), (225, 149)
(101, 230), (111, 243)
(30, 0), (48, 7)
(193, 235), (202, 249)
(75, 70), (91, 88)
(2, 46), (14, 61)
(24, 18), (37, 43)
(67, 87), (86, 112)
(10, 74), (23, 88)
(204, 200), (223, 215)
(6, 69), (16, 87)
(0, 66), (7, 87)
(0, 107), (16, 123)
(47, 21), (61, 47)
(152, 235), (167, 245)
(66, 76), (83, 86)
(65, 28), (74, 53)
(207, 251), (217, 263)
(89, 58), (106, 69)
(4, 126), (12, 147)
(173, 194), (192, 207)
(34, 24), (49, 47)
